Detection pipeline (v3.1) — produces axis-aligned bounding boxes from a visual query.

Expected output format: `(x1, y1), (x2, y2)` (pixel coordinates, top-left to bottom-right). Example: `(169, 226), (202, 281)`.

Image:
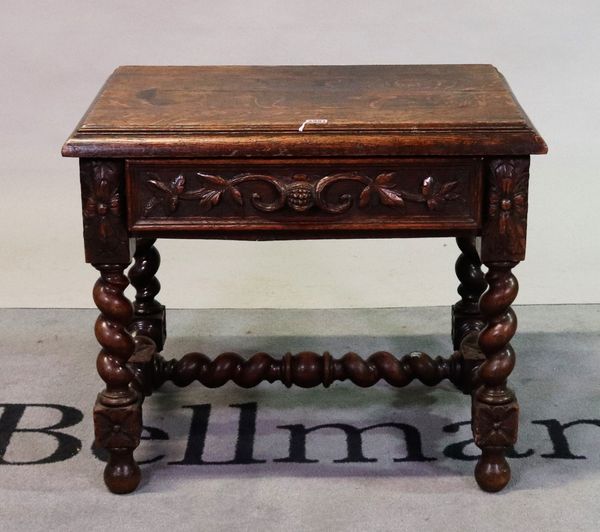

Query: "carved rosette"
(472, 399), (518, 448)
(142, 170), (462, 217)
(94, 399), (142, 449)
(80, 159), (130, 264)
(482, 157), (530, 262)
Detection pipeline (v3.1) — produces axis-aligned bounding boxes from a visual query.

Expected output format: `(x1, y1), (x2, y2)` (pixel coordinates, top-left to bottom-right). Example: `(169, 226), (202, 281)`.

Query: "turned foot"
(475, 448), (511, 492)
(104, 449), (141, 494)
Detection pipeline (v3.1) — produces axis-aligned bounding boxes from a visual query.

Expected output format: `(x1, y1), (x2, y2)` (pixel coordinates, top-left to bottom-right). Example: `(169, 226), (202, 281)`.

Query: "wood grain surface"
(62, 65), (547, 158)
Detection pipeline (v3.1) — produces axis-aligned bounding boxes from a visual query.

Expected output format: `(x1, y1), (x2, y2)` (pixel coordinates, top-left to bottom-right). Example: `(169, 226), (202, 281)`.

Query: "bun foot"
(474, 448), (511, 492)
(104, 449), (141, 494)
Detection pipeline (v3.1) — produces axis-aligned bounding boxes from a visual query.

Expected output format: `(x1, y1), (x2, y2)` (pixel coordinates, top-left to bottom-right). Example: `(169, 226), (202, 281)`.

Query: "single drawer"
(126, 158), (482, 238)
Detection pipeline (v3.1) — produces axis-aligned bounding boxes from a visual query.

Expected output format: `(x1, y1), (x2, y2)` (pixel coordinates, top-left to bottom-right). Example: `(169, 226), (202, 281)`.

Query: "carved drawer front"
(126, 159), (482, 237)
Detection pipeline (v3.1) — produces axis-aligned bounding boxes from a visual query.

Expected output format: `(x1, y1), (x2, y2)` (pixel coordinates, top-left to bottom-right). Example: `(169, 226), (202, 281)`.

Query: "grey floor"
(1, 306), (599, 532)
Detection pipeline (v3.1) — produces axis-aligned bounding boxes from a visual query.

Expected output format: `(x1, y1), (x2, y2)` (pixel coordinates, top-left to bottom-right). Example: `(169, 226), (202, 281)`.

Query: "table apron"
(125, 158), (483, 238)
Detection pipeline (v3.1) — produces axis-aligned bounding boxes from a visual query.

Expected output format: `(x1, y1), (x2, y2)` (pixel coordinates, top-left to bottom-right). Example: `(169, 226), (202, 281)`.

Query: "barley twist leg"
(93, 264), (142, 494)
(452, 236), (487, 349)
(128, 238), (166, 351)
(472, 262), (519, 492)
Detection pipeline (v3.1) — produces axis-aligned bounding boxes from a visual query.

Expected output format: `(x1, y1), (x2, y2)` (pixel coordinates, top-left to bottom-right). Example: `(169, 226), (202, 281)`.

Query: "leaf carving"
(168, 196), (179, 212)
(173, 174), (186, 193)
(198, 189), (223, 209)
(197, 172), (228, 187)
(377, 187), (405, 207)
(142, 170), (462, 217)
(229, 186), (243, 206)
(374, 172), (395, 186)
(147, 180), (173, 195)
(143, 196), (161, 218)
(359, 185), (371, 208)
(440, 180), (458, 197)
(83, 198), (97, 218)
(426, 198), (440, 211)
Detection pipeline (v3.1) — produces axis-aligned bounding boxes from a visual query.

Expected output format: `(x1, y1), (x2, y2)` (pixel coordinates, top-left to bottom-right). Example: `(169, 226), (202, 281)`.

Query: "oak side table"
(62, 65), (547, 494)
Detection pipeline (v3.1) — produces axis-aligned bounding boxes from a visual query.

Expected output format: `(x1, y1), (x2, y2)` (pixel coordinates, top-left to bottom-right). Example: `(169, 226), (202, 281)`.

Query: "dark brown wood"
(481, 157), (530, 262)
(134, 349), (463, 391)
(64, 65), (546, 494)
(472, 261), (519, 492)
(92, 264), (142, 494)
(80, 159), (132, 263)
(126, 158), (482, 237)
(453, 331), (486, 394)
(128, 238), (166, 351)
(62, 65), (547, 158)
(452, 237), (487, 350)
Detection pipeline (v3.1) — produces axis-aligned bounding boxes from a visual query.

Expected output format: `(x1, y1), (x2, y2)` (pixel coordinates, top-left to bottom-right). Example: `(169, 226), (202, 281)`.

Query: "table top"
(62, 65), (547, 158)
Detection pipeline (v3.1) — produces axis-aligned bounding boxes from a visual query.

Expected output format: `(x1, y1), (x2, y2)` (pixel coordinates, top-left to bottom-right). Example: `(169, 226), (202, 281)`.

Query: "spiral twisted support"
(452, 237), (487, 350)
(128, 238), (166, 351)
(472, 261), (519, 492)
(93, 264), (142, 494)
(134, 349), (464, 391)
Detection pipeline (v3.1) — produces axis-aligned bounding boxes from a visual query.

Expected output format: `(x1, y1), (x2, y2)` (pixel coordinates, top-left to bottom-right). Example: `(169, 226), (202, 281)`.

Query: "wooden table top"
(62, 65), (546, 158)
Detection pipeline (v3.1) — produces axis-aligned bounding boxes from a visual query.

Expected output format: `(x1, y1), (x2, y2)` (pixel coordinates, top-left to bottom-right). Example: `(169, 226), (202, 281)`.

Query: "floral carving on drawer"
(141, 170), (463, 217)
(126, 160), (482, 233)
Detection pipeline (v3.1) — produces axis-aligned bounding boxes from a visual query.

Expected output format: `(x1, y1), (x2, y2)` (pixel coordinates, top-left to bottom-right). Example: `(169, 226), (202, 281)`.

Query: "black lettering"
(533, 419), (600, 459)
(442, 421), (533, 461)
(275, 422), (434, 463)
(170, 402), (266, 465)
(0, 403), (82, 464)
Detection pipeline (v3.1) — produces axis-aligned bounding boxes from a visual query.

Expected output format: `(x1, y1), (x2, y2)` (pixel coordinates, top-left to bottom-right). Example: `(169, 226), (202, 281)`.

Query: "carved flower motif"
(94, 407), (141, 449)
(144, 173), (243, 217)
(473, 403), (518, 447)
(489, 161), (528, 236)
(359, 174), (459, 211)
(142, 170), (462, 217)
(83, 163), (121, 242)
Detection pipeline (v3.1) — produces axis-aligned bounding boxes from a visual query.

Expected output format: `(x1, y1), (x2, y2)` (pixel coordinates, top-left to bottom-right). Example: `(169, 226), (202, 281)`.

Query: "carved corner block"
(481, 157), (530, 263)
(80, 159), (132, 264)
(93, 396), (142, 450)
(472, 398), (519, 448)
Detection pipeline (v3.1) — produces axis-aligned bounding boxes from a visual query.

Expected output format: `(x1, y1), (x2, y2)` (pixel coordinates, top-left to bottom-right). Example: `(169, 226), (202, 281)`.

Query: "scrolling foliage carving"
(142, 170), (461, 217)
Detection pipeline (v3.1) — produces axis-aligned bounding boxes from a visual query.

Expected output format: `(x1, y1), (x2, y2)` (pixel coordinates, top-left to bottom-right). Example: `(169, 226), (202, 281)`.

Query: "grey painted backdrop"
(0, 1), (598, 308)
